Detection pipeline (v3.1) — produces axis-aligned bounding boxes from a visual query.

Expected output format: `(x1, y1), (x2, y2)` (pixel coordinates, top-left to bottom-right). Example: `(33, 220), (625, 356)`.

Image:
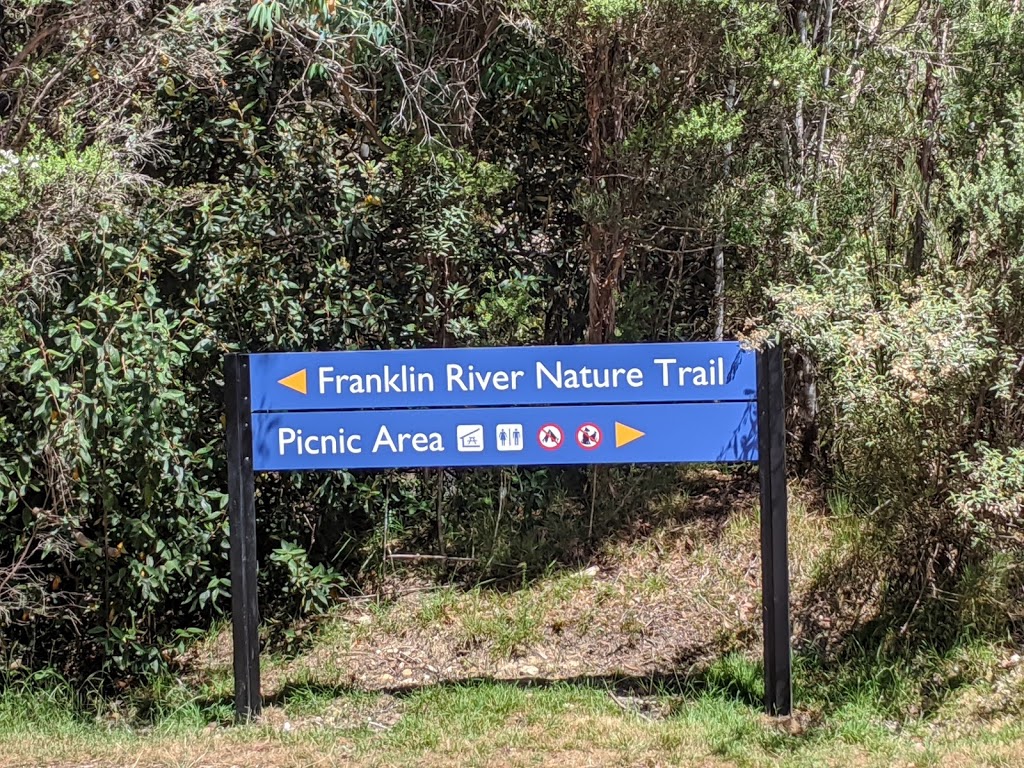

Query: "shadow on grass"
(223, 633), (997, 732)
(237, 466), (1000, 735)
(788, 514), (1013, 722)
(194, 651), (841, 758)
(261, 669), (763, 713)
(204, 643), (766, 715)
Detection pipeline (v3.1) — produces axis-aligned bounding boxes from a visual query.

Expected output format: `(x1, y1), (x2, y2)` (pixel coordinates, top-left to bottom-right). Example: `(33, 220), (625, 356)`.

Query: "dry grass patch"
(257, 475), (837, 698)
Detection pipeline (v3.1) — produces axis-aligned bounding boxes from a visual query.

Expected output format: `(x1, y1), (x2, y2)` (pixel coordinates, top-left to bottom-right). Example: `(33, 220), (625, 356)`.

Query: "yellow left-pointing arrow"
(278, 369), (307, 395)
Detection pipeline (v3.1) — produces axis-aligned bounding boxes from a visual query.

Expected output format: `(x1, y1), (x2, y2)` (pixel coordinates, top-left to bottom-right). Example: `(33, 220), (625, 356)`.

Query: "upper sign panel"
(249, 342), (756, 412)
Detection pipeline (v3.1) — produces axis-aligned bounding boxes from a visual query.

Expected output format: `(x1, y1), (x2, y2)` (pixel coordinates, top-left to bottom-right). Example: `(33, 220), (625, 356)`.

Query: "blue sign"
(249, 342), (756, 413)
(252, 402), (757, 471)
(227, 343), (793, 723)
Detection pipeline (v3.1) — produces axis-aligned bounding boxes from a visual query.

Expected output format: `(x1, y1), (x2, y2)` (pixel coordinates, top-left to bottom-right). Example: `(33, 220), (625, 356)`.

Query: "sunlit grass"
(4, 643), (1024, 768)
(5, 491), (1024, 766)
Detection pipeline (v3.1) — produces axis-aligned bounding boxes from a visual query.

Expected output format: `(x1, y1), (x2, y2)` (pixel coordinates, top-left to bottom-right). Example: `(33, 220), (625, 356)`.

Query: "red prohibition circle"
(575, 423), (602, 450)
(537, 424), (564, 451)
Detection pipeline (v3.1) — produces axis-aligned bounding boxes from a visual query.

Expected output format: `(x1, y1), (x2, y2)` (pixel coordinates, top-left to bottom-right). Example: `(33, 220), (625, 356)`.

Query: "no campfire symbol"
(537, 423), (564, 450)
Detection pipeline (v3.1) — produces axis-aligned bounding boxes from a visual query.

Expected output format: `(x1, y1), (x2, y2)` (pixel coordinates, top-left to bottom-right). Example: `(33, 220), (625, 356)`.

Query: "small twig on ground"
(608, 691), (654, 722)
(386, 553), (477, 563)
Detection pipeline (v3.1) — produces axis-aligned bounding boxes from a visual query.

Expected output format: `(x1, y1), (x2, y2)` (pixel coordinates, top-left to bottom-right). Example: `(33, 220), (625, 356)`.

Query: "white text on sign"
(312, 357), (727, 397)
(277, 427), (444, 456)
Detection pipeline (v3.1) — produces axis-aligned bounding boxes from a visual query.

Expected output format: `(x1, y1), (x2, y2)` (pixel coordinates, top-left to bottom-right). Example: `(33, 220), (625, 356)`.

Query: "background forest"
(1, 0), (1023, 686)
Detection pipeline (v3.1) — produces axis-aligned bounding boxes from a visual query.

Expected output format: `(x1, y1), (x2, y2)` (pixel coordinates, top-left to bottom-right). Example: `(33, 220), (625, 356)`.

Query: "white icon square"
(456, 425), (484, 452)
(495, 424), (524, 452)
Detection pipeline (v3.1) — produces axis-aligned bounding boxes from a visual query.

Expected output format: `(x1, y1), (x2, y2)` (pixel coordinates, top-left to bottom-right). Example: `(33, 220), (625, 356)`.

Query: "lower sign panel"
(252, 402), (757, 472)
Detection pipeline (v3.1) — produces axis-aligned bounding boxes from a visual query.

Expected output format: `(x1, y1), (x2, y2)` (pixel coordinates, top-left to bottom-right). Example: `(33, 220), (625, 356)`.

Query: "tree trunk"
(583, 35), (629, 344)
(908, 10), (949, 275)
(810, 0), (834, 224)
(712, 77), (736, 341)
(791, 1), (810, 197)
(586, 227), (627, 344)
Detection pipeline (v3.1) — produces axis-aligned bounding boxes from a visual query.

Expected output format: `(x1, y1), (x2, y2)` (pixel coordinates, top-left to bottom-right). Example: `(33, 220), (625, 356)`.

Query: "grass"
(5, 656), (1024, 768)
(7, 632), (1024, 768)
(5, 480), (1024, 766)
(460, 590), (546, 659)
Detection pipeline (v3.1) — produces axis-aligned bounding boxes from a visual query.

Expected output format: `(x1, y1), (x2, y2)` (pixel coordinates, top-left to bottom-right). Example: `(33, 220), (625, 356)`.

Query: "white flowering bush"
(767, 236), (1024, 638)
(773, 259), (997, 510)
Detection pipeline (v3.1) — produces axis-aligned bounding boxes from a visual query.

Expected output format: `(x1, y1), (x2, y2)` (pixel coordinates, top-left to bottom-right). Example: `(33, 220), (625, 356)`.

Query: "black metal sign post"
(224, 354), (262, 719)
(756, 346), (792, 716)
(223, 343), (791, 721)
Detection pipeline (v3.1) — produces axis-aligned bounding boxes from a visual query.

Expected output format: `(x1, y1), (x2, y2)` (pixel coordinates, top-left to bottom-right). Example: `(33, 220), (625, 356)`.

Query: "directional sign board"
(250, 342), (757, 412)
(252, 401), (757, 471)
(248, 342), (758, 470)
(226, 341), (791, 721)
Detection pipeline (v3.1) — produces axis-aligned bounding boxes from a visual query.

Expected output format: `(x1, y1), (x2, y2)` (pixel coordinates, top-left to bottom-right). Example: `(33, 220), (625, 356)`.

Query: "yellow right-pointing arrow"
(615, 422), (645, 447)
(278, 369), (307, 395)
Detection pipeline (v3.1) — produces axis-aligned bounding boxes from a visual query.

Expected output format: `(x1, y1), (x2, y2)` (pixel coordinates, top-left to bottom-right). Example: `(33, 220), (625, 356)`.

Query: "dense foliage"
(1, 0), (1023, 680)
